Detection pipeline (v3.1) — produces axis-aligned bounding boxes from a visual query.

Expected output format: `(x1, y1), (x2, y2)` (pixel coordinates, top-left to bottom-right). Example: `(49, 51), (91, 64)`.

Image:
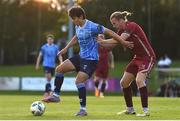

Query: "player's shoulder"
(41, 44), (47, 49)
(87, 19), (99, 27)
(126, 21), (138, 28)
(54, 44), (59, 49)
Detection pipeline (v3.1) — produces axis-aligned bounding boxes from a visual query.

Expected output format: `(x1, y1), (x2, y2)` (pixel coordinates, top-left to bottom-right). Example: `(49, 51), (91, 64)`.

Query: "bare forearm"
(65, 36), (77, 49)
(36, 55), (41, 66)
(100, 39), (118, 44)
(58, 55), (63, 64)
(104, 29), (125, 45)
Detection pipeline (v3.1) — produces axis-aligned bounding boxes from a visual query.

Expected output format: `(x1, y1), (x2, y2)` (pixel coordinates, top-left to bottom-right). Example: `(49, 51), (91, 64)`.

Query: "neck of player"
(79, 19), (86, 27)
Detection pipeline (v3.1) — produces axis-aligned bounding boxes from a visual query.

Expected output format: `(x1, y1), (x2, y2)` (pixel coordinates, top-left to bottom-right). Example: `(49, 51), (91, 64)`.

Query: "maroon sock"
(139, 86), (148, 108)
(123, 86), (133, 107)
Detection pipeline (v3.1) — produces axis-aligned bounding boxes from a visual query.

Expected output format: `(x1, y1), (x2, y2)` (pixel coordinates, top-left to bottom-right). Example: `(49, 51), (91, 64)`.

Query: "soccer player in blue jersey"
(35, 34), (63, 98)
(42, 6), (133, 116)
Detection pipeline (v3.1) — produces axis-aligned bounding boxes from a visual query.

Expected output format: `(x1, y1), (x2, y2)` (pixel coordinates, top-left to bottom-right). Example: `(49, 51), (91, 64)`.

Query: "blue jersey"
(75, 20), (105, 60)
(40, 43), (59, 68)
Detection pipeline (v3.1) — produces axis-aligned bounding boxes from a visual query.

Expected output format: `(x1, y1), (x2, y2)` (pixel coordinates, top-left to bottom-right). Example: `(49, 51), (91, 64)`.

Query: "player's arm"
(108, 51), (114, 69)
(103, 28), (133, 49)
(57, 36), (78, 55)
(35, 52), (42, 70)
(58, 55), (63, 64)
(97, 34), (117, 49)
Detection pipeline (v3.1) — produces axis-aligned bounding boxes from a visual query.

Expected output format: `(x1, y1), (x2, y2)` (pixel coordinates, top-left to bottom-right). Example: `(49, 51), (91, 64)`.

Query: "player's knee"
(75, 80), (85, 85)
(120, 80), (130, 88)
(120, 80), (125, 88)
(47, 76), (52, 81)
(75, 76), (87, 84)
(136, 79), (144, 88)
(55, 65), (63, 73)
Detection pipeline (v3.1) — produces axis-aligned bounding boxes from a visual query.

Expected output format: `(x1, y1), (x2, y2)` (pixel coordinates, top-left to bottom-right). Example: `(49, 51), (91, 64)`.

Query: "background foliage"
(0, 0), (180, 64)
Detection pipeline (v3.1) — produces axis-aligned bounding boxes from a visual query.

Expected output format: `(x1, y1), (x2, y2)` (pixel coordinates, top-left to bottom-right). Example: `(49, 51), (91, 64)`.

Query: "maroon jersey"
(118, 21), (156, 60)
(95, 47), (110, 78)
(98, 47), (109, 65)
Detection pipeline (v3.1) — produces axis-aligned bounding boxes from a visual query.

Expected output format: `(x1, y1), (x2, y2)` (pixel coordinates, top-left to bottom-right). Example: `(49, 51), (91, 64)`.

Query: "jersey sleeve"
(40, 46), (44, 56)
(123, 22), (136, 35)
(91, 23), (105, 35)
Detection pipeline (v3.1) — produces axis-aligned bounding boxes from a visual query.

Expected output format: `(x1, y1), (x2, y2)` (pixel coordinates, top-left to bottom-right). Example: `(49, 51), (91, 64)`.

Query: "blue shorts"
(69, 55), (98, 77)
(43, 66), (55, 76)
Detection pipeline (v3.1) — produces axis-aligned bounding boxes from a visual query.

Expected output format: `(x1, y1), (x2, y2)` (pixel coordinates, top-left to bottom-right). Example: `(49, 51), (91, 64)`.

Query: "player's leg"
(94, 76), (100, 97)
(75, 71), (89, 116)
(135, 72), (150, 116)
(44, 69), (53, 97)
(100, 78), (106, 98)
(42, 59), (76, 102)
(99, 68), (108, 98)
(136, 59), (155, 116)
(117, 72), (135, 115)
(43, 67), (54, 97)
(75, 59), (98, 116)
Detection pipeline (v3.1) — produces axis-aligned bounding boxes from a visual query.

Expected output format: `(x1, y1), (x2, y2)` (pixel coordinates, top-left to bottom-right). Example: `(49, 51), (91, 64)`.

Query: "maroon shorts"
(125, 57), (155, 76)
(95, 65), (109, 79)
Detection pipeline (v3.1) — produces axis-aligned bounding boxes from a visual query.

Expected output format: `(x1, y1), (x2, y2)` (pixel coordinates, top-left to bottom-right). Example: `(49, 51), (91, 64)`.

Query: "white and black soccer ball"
(30, 101), (45, 116)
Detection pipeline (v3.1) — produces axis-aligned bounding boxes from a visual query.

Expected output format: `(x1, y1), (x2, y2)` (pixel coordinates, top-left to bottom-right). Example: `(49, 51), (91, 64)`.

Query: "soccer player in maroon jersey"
(94, 34), (114, 98)
(98, 11), (156, 116)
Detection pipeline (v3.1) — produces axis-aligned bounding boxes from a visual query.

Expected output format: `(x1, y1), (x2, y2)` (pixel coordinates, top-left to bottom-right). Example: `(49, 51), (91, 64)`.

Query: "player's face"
(71, 17), (81, 25)
(71, 16), (84, 26)
(111, 18), (124, 30)
(47, 37), (54, 44)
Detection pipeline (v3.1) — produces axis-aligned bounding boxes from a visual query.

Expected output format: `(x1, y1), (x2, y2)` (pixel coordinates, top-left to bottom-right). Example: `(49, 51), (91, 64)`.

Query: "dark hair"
(68, 5), (86, 19)
(46, 34), (54, 39)
(110, 11), (132, 22)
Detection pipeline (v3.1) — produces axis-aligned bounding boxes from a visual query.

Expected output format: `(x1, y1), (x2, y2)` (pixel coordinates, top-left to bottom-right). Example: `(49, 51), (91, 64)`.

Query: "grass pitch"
(0, 92), (180, 120)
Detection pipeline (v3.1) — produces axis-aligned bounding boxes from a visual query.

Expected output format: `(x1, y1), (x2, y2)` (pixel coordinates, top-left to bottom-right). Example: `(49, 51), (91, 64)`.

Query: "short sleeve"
(91, 23), (105, 35)
(40, 46), (44, 56)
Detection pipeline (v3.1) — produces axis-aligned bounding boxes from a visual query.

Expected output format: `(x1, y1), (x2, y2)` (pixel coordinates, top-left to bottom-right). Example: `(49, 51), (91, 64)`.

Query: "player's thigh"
(120, 72), (135, 88)
(136, 72), (147, 88)
(75, 71), (89, 84)
(136, 58), (155, 88)
(55, 59), (75, 73)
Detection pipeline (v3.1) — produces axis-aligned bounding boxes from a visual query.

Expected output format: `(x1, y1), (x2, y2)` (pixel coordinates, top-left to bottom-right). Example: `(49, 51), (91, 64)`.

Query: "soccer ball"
(30, 101), (45, 116)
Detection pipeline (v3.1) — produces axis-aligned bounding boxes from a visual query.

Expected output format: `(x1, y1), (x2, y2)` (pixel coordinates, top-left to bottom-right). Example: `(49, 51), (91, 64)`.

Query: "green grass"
(0, 61), (180, 77)
(0, 92), (180, 120)
(0, 62), (128, 77)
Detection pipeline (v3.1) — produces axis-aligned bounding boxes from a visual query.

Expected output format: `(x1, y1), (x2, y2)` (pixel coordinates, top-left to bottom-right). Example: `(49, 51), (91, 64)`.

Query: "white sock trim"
(53, 93), (59, 97)
(127, 107), (134, 112)
(143, 107), (149, 112)
(80, 107), (86, 111)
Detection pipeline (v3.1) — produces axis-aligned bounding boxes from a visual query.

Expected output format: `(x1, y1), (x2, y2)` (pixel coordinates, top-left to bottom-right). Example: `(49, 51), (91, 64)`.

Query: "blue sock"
(76, 83), (86, 109)
(54, 73), (64, 96)
(45, 83), (51, 92)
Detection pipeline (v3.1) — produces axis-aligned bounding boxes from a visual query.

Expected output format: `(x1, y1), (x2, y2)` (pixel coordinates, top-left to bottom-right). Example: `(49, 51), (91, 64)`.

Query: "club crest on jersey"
(83, 65), (87, 70)
(140, 64), (146, 70)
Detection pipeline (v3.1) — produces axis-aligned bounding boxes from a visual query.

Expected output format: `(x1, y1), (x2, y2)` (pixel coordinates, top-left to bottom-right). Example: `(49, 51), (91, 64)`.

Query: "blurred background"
(0, 0), (180, 97)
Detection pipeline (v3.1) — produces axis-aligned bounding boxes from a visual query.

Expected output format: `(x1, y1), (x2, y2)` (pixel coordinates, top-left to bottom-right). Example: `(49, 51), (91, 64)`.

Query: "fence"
(0, 77), (121, 92)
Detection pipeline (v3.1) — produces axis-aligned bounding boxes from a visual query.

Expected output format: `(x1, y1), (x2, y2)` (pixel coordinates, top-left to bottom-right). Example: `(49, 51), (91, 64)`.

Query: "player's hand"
(97, 35), (104, 41)
(122, 41), (134, 49)
(57, 48), (68, 56)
